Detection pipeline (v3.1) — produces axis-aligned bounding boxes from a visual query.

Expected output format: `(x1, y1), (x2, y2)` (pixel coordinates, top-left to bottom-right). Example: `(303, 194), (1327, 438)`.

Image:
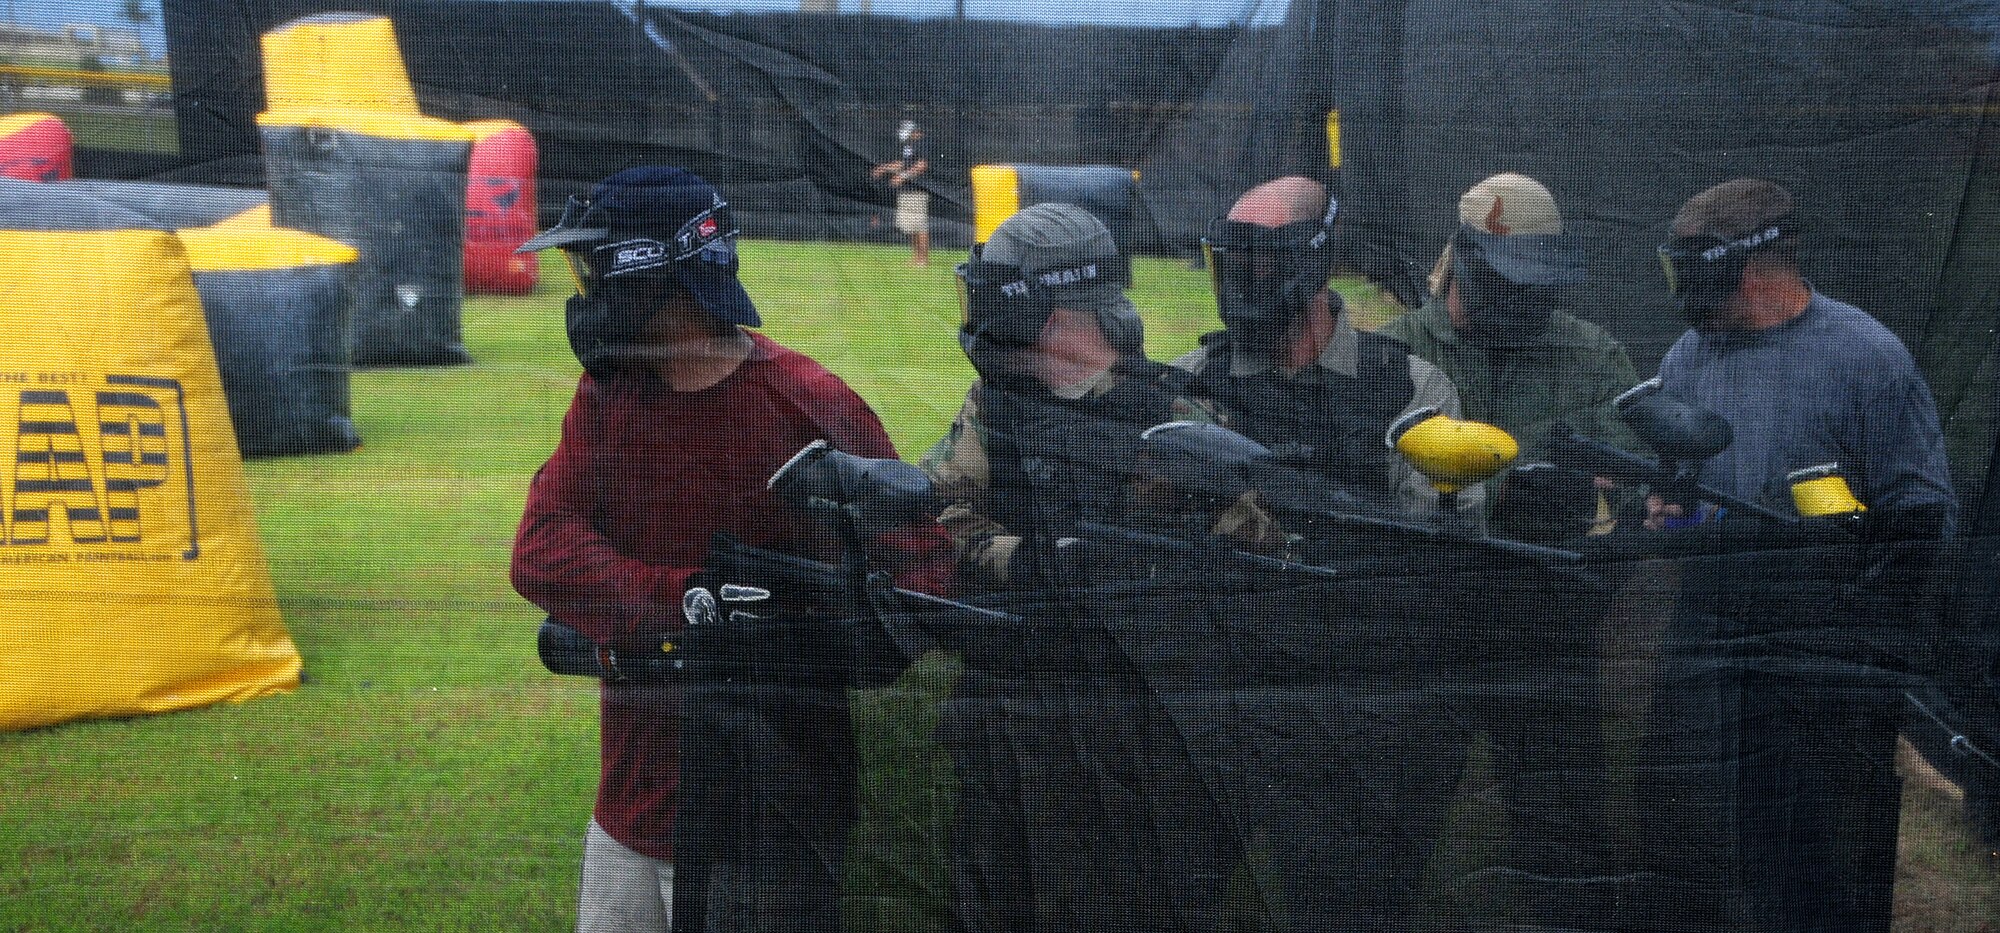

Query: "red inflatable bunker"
(463, 119), (538, 294)
(0, 113), (74, 182)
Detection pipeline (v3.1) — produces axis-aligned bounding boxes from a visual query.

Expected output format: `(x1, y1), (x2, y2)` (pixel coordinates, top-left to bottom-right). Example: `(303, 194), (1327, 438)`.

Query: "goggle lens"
(565, 249), (600, 296)
(956, 259), (1048, 348)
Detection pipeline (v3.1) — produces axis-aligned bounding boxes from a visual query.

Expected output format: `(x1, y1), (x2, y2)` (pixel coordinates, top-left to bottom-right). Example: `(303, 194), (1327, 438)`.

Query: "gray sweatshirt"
(1658, 292), (1956, 523)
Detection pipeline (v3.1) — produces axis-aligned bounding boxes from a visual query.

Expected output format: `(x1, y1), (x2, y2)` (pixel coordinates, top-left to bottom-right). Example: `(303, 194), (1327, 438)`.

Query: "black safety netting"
(629, 500), (1990, 933)
(11, 0), (1996, 930)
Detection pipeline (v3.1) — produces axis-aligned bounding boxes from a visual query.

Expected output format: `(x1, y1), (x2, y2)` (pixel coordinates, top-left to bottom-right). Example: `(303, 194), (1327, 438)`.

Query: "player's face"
(1033, 307), (1117, 391)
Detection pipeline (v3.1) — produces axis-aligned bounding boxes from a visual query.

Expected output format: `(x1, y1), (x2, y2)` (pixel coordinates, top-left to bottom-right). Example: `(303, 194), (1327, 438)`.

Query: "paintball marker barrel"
(1545, 429), (1796, 526)
(1139, 420), (1581, 564)
(537, 617), (686, 682)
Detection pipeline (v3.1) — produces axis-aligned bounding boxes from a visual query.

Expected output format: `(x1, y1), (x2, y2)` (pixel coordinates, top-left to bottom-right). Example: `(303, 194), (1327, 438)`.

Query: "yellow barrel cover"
(0, 229), (300, 731)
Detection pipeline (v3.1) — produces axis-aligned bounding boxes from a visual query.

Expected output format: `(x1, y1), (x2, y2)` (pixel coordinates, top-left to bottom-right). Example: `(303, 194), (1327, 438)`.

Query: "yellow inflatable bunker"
(0, 228), (300, 731)
(969, 163), (1140, 284)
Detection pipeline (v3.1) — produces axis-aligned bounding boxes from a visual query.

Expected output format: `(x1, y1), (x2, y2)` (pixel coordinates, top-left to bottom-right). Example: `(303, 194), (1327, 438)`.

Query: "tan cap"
(1431, 172), (1565, 294)
(1458, 172), (1563, 235)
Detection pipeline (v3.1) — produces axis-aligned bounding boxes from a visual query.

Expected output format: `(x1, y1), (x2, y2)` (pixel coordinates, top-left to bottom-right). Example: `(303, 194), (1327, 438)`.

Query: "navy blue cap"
(520, 166), (760, 327)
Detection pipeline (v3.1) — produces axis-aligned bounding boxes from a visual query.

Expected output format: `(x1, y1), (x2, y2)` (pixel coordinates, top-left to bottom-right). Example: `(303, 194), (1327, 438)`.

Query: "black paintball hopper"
(1615, 377), (1732, 464)
(1138, 421), (1276, 501)
(768, 440), (940, 535)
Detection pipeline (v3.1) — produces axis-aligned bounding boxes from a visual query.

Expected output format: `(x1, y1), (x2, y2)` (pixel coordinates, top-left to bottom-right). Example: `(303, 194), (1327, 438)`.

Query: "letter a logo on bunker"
(3, 374), (201, 559)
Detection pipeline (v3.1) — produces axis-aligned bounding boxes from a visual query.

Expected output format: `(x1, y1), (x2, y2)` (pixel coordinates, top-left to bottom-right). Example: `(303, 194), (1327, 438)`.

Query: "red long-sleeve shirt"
(512, 331), (949, 859)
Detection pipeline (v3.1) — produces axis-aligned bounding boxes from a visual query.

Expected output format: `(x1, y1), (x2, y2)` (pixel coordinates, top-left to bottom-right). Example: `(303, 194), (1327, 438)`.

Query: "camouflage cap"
(983, 203), (1143, 354)
(1457, 172), (1563, 235)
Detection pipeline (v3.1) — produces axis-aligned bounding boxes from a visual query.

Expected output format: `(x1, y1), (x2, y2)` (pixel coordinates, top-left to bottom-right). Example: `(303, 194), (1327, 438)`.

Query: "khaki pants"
(894, 189), (929, 234)
(578, 819), (674, 933)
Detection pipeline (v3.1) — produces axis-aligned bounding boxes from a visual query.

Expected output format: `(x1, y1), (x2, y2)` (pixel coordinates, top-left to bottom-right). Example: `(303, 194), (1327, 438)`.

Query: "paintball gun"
(538, 441), (1015, 684)
(1136, 418), (1581, 565)
(1547, 377), (1798, 527)
(1069, 518), (1349, 587)
(538, 605), (700, 682)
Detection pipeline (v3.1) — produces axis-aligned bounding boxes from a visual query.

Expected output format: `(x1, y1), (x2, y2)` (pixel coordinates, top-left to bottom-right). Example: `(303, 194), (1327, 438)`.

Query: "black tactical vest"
(976, 362), (1188, 543)
(1191, 329), (1417, 500)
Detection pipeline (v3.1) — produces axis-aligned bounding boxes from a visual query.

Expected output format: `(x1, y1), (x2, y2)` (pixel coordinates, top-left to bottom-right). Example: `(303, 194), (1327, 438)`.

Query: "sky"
(16, 0), (1995, 60)
(12, 0), (1287, 58)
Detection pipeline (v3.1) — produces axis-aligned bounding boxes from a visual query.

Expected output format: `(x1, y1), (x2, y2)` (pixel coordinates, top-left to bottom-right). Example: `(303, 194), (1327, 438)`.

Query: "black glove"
(998, 534), (1089, 592)
(673, 577), (780, 678)
(686, 572), (873, 688)
(1490, 462), (1598, 543)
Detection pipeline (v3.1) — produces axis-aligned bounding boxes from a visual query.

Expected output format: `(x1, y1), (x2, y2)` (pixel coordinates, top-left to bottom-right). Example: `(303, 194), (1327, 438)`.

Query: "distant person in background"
(873, 119), (930, 266)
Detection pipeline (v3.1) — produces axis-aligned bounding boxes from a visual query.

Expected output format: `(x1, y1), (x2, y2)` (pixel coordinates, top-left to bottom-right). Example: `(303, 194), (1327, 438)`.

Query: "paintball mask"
(956, 246), (1114, 386)
(1203, 197), (1339, 355)
(1448, 225), (1583, 347)
(1656, 221), (1790, 327)
(519, 167), (755, 376)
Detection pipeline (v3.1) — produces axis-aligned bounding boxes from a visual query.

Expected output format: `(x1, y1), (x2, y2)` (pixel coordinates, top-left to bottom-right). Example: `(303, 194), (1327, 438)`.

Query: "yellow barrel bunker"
(0, 225), (300, 731)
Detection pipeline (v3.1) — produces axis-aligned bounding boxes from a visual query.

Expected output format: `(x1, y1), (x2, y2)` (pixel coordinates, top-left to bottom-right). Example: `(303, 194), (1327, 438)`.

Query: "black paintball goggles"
(1447, 224), (1584, 346)
(956, 247), (1052, 351)
(955, 247), (1113, 378)
(1656, 221), (1790, 324)
(551, 194), (741, 299)
(1202, 197), (1340, 344)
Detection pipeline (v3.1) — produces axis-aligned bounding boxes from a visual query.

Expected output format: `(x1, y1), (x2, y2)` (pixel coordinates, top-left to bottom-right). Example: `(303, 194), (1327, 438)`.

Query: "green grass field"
(0, 243), (1993, 930)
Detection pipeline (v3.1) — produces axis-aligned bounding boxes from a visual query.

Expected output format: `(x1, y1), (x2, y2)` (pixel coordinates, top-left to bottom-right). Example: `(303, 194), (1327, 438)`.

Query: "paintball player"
(1374, 170), (1631, 925)
(1379, 172), (1642, 537)
(1642, 178), (1956, 932)
(921, 203), (1240, 933)
(871, 119), (930, 267)
(1173, 177), (1469, 930)
(510, 166), (947, 933)
(922, 201), (1222, 584)
(1176, 175), (1474, 517)
(1646, 177), (1955, 533)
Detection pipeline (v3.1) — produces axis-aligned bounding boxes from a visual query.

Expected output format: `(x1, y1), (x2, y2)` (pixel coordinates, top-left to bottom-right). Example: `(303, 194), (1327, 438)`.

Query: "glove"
(1209, 490), (1285, 553)
(1490, 462), (1597, 543)
(994, 534), (1091, 592)
(685, 573), (867, 687)
(674, 576), (781, 678)
(685, 574), (787, 622)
